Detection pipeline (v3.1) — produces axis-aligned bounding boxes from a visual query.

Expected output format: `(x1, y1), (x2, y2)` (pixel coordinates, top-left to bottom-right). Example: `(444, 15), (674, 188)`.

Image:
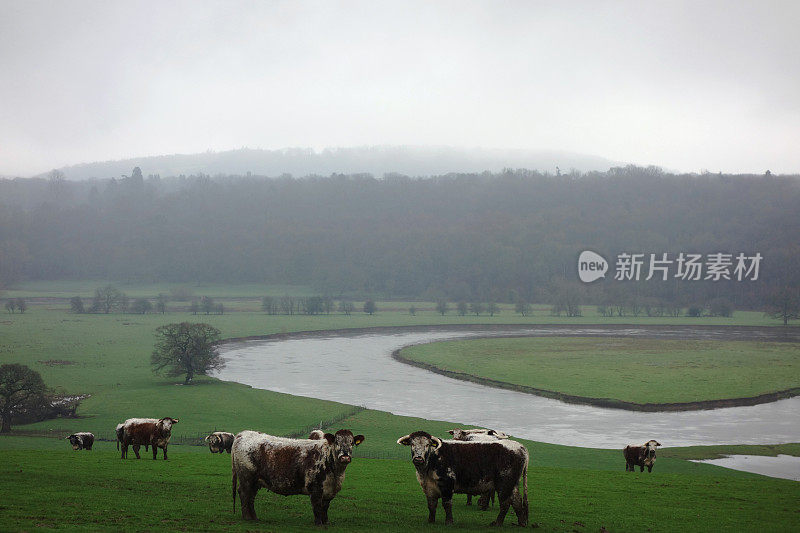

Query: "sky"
(1, 0), (798, 176)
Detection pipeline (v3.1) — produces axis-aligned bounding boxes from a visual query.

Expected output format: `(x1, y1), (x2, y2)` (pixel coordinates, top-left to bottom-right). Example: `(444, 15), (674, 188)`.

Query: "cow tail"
(232, 467), (237, 514)
(523, 453), (529, 515)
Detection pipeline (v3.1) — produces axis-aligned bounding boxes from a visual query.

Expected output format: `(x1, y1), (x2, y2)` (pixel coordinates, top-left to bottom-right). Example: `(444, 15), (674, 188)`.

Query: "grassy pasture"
(1, 288), (799, 531)
(399, 337), (800, 405)
(1, 436), (799, 532)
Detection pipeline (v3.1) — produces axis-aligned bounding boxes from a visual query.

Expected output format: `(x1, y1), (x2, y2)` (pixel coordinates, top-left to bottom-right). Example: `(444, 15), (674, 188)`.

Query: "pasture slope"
(1, 288), (799, 531)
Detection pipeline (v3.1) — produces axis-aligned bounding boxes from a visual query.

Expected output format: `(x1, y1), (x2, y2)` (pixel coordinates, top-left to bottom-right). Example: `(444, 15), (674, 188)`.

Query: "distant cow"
(119, 417), (179, 460)
(624, 440), (662, 472)
(66, 432), (94, 450)
(232, 429), (364, 525)
(205, 431), (235, 453)
(116, 423), (148, 452)
(398, 431), (528, 526)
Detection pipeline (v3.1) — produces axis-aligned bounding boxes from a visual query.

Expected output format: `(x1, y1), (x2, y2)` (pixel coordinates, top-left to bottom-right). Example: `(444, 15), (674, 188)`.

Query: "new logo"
(578, 251), (608, 283)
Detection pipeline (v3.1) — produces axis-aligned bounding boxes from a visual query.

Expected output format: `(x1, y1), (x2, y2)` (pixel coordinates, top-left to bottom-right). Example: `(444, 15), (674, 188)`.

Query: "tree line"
(2, 166), (799, 309)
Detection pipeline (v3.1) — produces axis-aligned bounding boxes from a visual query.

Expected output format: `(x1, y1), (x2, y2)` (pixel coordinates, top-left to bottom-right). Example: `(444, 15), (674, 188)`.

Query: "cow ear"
(447, 429), (455, 435)
(397, 434), (412, 446)
(655, 441), (662, 447)
(487, 430), (496, 436)
(431, 436), (443, 450)
(323, 433), (335, 445)
(353, 435), (365, 446)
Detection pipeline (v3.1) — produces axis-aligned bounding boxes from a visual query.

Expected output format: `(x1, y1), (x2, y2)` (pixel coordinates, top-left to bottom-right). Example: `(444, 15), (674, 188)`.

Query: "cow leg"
(440, 487), (455, 525)
(509, 486), (528, 527)
(466, 494), (472, 506)
(163, 445), (168, 460)
(321, 498), (332, 525)
(153, 443), (158, 460)
(133, 444), (141, 459)
(647, 464), (653, 473)
(426, 495), (438, 523)
(310, 492), (325, 526)
(490, 482), (515, 526)
(640, 465), (644, 472)
(478, 492), (490, 511)
(237, 475), (258, 521)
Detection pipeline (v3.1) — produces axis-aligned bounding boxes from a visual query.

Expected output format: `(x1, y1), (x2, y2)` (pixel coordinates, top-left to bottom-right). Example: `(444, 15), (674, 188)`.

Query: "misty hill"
(52, 146), (623, 180)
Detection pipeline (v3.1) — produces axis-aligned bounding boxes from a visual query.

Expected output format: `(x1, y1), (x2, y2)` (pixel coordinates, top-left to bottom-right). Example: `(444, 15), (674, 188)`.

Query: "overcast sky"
(1, 0), (798, 176)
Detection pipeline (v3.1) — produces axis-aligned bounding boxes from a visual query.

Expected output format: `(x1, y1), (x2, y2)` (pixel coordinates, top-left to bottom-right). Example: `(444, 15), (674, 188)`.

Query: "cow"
(118, 417), (179, 460)
(448, 428), (509, 441)
(231, 429), (364, 525)
(397, 431), (528, 526)
(205, 431), (235, 453)
(448, 428), (509, 509)
(66, 432), (94, 450)
(624, 439), (662, 472)
(116, 422), (148, 453)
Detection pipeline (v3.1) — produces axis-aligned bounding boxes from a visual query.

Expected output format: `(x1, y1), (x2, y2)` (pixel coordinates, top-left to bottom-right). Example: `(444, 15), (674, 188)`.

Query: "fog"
(1, 1), (799, 176)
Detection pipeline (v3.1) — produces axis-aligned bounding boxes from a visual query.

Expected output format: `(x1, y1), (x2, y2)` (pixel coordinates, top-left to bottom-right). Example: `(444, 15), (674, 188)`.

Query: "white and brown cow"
(66, 432), (94, 450)
(231, 429), (364, 525)
(624, 439), (662, 472)
(205, 431), (235, 453)
(397, 430), (528, 526)
(118, 417), (179, 460)
(448, 428), (509, 509)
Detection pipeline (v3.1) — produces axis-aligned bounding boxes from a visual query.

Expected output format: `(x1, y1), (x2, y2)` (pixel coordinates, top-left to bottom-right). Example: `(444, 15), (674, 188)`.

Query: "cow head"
(157, 417), (179, 433)
(322, 429), (364, 465)
(397, 431), (442, 467)
(642, 440), (661, 464)
(66, 434), (82, 450)
(206, 433), (223, 452)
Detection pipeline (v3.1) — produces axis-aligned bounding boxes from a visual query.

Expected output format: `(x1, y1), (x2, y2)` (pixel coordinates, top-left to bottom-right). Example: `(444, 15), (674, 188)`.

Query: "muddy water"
(216, 326), (800, 450)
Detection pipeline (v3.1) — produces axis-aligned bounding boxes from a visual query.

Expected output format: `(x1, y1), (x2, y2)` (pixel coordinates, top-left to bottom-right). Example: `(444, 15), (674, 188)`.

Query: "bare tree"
(435, 300), (449, 316)
(764, 287), (800, 326)
(92, 285), (125, 313)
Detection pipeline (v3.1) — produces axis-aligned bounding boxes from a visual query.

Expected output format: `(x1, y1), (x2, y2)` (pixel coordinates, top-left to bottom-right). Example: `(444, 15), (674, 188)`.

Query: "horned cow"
(398, 430), (528, 526)
(205, 431), (235, 453)
(118, 417), (179, 460)
(232, 429), (364, 525)
(66, 432), (94, 450)
(624, 439), (662, 472)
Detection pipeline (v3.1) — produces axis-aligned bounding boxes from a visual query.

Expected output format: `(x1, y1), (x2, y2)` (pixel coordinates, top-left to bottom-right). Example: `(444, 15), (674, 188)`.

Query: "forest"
(1, 165), (798, 308)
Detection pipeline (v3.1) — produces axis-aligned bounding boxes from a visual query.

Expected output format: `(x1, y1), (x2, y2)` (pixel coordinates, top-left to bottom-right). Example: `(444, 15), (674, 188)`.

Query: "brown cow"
(398, 431), (528, 526)
(231, 429), (364, 525)
(448, 428), (509, 509)
(205, 431), (235, 453)
(119, 417), (179, 460)
(66, 432), (94, 450)
(624, 439), (662, 472)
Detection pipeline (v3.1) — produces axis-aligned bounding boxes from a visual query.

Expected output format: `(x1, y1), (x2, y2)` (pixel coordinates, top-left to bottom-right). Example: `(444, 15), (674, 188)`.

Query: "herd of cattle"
(65, 420), (661, 526)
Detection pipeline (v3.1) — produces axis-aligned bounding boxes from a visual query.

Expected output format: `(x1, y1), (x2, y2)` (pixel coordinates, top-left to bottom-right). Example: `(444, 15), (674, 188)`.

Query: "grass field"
(1, 435), (799, 532)
(1, 286), (799, 531)
(398, 337), (800, 405)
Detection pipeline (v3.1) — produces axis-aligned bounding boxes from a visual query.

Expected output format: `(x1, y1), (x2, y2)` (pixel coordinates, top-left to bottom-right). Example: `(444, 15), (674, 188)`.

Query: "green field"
(1, 289), (799, 531)
(399, 337), (800, 406)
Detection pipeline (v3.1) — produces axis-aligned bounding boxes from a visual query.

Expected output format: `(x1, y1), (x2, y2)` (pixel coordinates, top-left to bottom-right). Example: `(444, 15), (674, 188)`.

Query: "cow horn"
(431, 436), (443, 450)
(397, 434), (412, 446)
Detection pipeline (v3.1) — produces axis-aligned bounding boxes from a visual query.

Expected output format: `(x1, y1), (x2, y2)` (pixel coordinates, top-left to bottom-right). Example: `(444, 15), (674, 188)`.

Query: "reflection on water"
(216, 326), (800, 451)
